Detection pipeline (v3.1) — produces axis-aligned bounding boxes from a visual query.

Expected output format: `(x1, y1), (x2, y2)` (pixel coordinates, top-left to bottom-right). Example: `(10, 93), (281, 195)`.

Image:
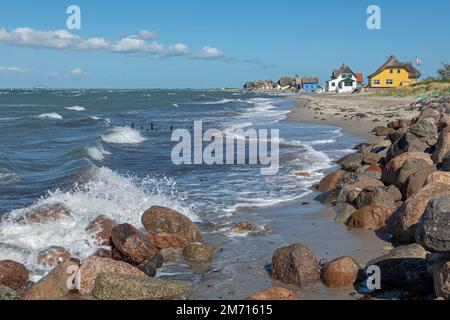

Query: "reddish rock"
(388, 182), (450, 243)
(110, 224), (162, 269)
(382, 152), (434, 186)
(146, 231), (188, 250)
(295, 172), (311, 177)
(78, 256), (146, 296)
(246, 287), (299, 300)
(427, 172), (450, 185)
(24, 261), (78, 300)
(372, 126), (394, 137)
(366, 164), (383, 174)
(232, 221), (258, 233)
(318, 171), (345, 193)
(0, 260), (29, 290)
(16, 203), (71, 224)
(322, 257), (361, 288)
(141, 206), (202, 242)
(183, 243), (215, 263)
(37, 246), (71, 268)
(86, 215), (118, 245)
(346, 205), (392, 230)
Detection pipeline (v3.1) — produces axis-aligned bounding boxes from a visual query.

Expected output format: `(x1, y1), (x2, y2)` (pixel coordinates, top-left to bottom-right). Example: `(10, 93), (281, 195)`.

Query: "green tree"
(437, 62), (450, 80)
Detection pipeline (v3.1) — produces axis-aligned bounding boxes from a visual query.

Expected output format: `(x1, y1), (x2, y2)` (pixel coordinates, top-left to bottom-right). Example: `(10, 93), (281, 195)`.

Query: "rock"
(362, 152), (382, 165)
(318, 171), (345, 193)
(432, 127), (450, 164)
(388, 183), (450, 243)
(403, 166), (437, 200)
(346, 205), (392, 230)
(246, 288), (299, 300)
(271, 244), (320, 287)
(427, 172), (450, 185)
(0, 285), (20, 300)
(443, 152), (450, 171)
(16, 203), (71, 224)
(231, 221), (258, 233)
(322, 257), (361, 288)
(388, 127), (409, 144)
(146, 231), (188, 250)
(337, 153), (364, 172)
(396, 158), (435, 187)
(372, 126), (394, 137)
(337, 179), (385, 204)
(86, 215), (118, 245)
(37, 246), (71, 268)
(382, 152), (434, 186)
(92, 273), (189, 300)
(0, 260), (29, 290)
(141, 206), (202, 242)
(24, 261), (78, 300)
(295, 172), (311, 177)
(93, 248), (112, 259)
(367, 244), (433, 294)
(433, 261), (450, 300)
(354, 186), (402, 213)
(408, 117), (439, 146)
(416, 196), (450, 253)
(182, 243), (214, 263)
(334, 203), (356, 224)
(78, 256), (146, 296)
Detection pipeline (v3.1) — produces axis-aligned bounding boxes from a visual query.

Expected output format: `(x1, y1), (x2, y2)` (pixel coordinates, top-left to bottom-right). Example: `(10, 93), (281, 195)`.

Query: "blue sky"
(0, 0), (449, 88)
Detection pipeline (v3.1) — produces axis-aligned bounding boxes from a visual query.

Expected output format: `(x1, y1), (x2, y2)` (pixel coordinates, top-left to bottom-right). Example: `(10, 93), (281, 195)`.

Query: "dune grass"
(371, 79), (450, 98)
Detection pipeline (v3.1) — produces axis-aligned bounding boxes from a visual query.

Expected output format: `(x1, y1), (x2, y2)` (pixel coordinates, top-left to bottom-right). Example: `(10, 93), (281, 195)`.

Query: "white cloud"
(139, 29), (158, 40)
(69, 68), (86, 76)
(0, 66), (34, 73)
(191, 46), (225, 59)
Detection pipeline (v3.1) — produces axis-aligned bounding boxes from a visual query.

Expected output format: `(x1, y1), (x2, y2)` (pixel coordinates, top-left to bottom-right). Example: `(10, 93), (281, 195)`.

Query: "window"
(386, 79), (393, 85)
(373, 79), (381, 85)
(390, 69), (394, 74)
(398, 69), (401, 74)
(331, 82), (336, 87)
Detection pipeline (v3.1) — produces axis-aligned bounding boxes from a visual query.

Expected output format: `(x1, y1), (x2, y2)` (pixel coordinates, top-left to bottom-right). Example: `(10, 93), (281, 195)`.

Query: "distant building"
(368, 55), (421, 88)
(326, 64), (358, 93)
(301, 77), (319, 92)
(356, 73), (364, 87)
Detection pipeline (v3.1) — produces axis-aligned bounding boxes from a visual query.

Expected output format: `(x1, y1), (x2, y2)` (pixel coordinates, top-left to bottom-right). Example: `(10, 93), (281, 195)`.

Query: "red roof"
(356, 73), (363, 83)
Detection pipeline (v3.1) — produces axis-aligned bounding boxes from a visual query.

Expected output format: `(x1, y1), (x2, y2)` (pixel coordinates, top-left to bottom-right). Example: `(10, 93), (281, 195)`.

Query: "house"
(368, 55), (421, 88)
(301, 77), (319, 92)
(356, 73), (364, 87)
(326, 64), (358, 93)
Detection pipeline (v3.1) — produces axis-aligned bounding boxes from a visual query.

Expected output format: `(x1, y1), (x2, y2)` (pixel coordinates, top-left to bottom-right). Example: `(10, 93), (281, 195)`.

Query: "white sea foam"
(86, 144), (111, 161)
(0, 168), (21, 185)
(65, 106), (86, 111)
(202, 99), (242, 105)
(0, 167), (196, 277)
(38, 113), (63, 120)
(101, 126), (146, 144)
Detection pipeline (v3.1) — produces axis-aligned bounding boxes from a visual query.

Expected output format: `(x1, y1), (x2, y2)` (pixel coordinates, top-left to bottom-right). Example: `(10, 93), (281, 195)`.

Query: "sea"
(0, 89), (364, 295)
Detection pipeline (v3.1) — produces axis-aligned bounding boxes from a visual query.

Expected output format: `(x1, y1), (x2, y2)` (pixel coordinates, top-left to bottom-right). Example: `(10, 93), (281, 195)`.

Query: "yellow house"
(368, 55), (421, 88)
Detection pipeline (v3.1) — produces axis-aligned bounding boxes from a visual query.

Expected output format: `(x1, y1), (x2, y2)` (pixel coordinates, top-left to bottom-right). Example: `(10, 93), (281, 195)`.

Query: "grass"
(370, 79), (450, 97)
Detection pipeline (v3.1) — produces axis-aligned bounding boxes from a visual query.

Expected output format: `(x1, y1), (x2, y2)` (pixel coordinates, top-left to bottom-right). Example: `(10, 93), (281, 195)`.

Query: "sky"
(0, 0), (449, 89)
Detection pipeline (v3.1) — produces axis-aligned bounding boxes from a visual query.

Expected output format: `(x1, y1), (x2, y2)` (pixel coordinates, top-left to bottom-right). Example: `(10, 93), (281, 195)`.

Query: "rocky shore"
(272, 93), (450, 300)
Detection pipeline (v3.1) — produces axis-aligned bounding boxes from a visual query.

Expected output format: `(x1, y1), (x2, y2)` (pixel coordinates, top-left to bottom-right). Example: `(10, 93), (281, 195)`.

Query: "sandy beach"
(287, 94), (419, 141)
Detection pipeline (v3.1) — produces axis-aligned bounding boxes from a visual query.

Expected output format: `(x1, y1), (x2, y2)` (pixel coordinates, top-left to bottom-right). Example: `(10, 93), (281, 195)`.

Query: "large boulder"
(402, 166), (437, 200)
(433, 261), (450, 300)
(146, 231), (188, 250)
(246, 288), (299, 300)
(346, 205), (392, 230)
(408, 117), (439, 146)
(416, 196), (450, 253)
(110, 224), (163, 276)
(271, 244), (320, 287)
(182, 243), (214, 263)
(0, 260), (29, 290)
(322, 256), (361, 288)
(388, 127), (409, 144)
(382, 152), (434, 187)
(24, 261), (79, 300)
(86, 215), (118, 245)
(15, 203), (71, 224)
(372, 126), (394, 137)
(353, 185), (402, 213)
(337, 179), (385, 204)
(37, 246), (71, 268)
(388, 183), (450, 243)
(0, 285), (20, 300)
(78, 256), (146, 296)
(426, 172), (450, 185)
(432, 127), (450, 164)
(396, 158), (435, 187)
(337, 153), (364, 172)
(334, 203), (356, 224)
(92, 273), (189, 300)
(141, 206), (202, 242)
(367, 244), (433, 294)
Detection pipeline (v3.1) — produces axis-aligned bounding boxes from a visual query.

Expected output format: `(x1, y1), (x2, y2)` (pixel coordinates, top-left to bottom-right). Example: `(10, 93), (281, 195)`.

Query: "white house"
(326, 64), (358, 93)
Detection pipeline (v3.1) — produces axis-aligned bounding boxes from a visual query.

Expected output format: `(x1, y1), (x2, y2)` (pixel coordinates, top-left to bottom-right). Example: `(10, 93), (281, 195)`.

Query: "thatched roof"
(331, 64), (357, 79)
(302, 77), (319, 84)
(368, 55), (422, 79)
